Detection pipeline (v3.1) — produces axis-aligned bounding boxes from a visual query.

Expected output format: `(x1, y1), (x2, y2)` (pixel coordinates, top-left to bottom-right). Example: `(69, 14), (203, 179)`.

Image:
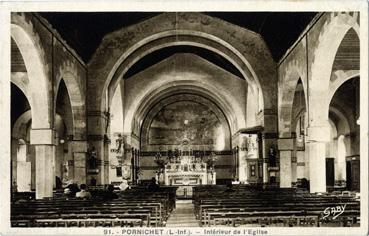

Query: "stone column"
(30, 146), (36, 190)
(30, 129), (55, 199)
(296, 150), (306, 179)
(103, 136), (110, 184)
(278, 138), (294, 188)
(72, 140), (88, 185)
(238, 145), (247, 183)
(262, 157), (269, 183)
(11, 137), (18, 188)
(291, 155), (297, 183)
(261, 133), (278, 184)
(279, 151), (292, 187)
(307, 126), (329, 193)
(336, 135), (347, 182)
(260, 109), (278, 185)
(234, 148), (238, 179)
(87, 110), (109, 185)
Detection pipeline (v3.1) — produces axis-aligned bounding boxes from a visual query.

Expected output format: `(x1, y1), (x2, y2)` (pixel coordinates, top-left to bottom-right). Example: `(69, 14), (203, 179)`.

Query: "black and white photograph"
(0, 1), (368, 236)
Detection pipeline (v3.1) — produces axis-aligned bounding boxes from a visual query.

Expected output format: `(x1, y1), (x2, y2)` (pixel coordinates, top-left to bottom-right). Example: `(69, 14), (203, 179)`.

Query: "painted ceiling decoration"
(148, 100), (224, 146)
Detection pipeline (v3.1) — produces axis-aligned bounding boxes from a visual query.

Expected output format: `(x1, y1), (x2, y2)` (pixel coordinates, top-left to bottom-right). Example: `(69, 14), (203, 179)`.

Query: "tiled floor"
(166, 200), (199, 227)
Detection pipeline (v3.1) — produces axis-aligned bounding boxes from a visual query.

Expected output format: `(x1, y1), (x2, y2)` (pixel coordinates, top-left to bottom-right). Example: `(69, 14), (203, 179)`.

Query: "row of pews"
(193, 185), (360, 227)
(11, 186), (177, 227)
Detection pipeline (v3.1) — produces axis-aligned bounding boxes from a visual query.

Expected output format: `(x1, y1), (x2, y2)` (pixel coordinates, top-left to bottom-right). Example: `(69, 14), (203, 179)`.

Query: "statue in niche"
(115, 134), (124, 154)
(88, 145), (98, 169)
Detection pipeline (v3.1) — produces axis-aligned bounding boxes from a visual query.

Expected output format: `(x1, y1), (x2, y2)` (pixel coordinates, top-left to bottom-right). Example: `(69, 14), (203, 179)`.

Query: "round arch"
(11, 73), (31, 104)
(88, 13), (277, 121)
(325, 73), (360, 115)
(291, 109), (307, 137)
(328, 105), (353, 160)
(11, 23), (50, 129)
(329, 106), (352, 137)
(309, 12), (359, 124)
(106, 33), (262, 108)
(55, 75), (85, 139)
(279, 75), (307, 137)
(124, 80), (243, 135)
(12, 110), (32, 140)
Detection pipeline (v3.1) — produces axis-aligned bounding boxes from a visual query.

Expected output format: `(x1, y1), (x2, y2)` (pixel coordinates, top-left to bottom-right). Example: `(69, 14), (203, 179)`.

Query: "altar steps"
(166, 200), (200, 227)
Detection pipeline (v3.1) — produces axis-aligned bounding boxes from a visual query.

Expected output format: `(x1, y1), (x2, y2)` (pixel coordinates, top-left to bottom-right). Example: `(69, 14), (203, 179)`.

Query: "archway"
(104, 49), (253, 186)
(328, 77), (360, 191)
(11, 80), (34, 193)
(12, 112), (34, 192)
(139, 93), (232, 187)
(11, 14), (54, 198)
(87, 13), (278, 186)
(55, 70), (86, 140)
(88, 12), (277, 133)
(54, 115), (68, 189)
(280, 79), (307, 188)
(307, 13), (359, 193)
(309, 13), (359, 125)
(106, 40), (262, 111)
(55, 79), (76, 187)
(11, 24), (50, 129)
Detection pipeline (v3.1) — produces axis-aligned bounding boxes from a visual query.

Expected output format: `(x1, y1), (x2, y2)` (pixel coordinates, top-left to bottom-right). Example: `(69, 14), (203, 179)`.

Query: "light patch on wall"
(110, 84), (123, 133)
(214, 127), (225, 151)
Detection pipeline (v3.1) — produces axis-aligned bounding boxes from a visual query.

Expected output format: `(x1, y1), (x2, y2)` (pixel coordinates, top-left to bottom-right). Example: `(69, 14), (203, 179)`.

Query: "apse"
(139, 93), (233, 182)
(147, 101), (226, 151)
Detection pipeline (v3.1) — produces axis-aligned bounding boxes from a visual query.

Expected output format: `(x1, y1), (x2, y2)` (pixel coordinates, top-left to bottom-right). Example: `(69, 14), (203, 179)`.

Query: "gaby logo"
(322, 204), (347, 220)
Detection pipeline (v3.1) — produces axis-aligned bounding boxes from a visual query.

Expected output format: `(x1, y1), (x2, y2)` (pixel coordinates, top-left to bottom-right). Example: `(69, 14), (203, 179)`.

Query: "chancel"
(9, 11), (362, 228)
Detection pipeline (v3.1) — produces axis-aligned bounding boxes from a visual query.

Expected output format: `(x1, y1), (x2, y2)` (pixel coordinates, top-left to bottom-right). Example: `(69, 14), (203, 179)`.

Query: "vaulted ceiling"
(39, 12), (317, 62)
(13, 12), (319, 78)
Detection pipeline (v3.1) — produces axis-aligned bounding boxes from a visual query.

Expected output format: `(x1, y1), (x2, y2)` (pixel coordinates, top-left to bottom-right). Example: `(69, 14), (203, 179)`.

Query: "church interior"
(10, 12), (361, 227)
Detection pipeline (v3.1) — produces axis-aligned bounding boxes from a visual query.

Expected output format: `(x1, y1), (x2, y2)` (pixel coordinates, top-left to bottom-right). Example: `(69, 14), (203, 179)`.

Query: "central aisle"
(166, 200), (200, 227)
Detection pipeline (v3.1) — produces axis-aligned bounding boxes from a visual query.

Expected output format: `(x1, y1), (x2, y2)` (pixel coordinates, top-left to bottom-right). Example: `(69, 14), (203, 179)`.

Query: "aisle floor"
(166, 200), (199, 227)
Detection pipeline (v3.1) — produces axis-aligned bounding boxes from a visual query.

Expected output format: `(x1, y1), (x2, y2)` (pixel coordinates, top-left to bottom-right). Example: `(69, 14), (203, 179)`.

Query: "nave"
(9, 11), (363, 229)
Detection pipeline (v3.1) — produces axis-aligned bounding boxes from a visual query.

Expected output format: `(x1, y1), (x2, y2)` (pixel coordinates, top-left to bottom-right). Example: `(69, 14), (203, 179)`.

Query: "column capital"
(30, 128), (55, 145)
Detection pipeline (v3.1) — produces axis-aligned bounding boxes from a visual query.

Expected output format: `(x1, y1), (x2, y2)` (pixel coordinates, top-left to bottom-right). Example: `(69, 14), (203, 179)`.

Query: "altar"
(160, 155), (215, 198)
(164, 156), (216, 186)
(164, 156), (216, 185)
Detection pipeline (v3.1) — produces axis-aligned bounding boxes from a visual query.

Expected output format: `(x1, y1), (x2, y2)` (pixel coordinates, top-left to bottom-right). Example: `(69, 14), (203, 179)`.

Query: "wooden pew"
(11, 186), (176, 227)
(193, 185), (360, 227)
